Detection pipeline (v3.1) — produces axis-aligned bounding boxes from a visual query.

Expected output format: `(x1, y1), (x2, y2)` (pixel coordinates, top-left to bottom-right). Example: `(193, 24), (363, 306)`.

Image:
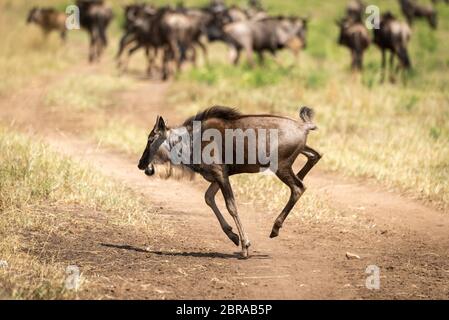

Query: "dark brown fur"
(373, 12), (412, 81)
(399, 0), (438, 29)
(138, 106), (321, 259)
(77, 0), (114, 63)
(337, 17), (371, 70)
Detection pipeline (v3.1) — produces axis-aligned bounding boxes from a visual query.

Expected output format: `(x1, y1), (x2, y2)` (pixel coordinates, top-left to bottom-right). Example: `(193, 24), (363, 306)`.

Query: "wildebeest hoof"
(270, 228), (279, 238)
(238, 249), (249, 260)
(228, 232), (240, 246)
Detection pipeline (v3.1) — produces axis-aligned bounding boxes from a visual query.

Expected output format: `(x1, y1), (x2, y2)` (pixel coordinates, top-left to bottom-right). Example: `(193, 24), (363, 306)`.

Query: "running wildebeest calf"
(137, 106), (321, 259)
(77, 0), (113, 62)
(399, 0), (438, 29)
(337, 16), (370, 71)
(374, 12), (412, 81)
(27, 7), (67, 41)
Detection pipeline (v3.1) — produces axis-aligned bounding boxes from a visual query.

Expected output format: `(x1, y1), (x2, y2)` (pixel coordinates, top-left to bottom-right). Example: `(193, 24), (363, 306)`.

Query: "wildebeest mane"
(182, 106), (242, 126)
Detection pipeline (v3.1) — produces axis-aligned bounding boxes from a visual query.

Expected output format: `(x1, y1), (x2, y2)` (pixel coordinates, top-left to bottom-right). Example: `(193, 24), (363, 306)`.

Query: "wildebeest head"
(277, 16), (309, 51)
(296, 17), (309, 49)
(27, 7), (40, 24)
(205, 9), (232, 41)
(138, 116), (168, 176)
(347, 0), (366, 21)
(124, 3), (156, 28)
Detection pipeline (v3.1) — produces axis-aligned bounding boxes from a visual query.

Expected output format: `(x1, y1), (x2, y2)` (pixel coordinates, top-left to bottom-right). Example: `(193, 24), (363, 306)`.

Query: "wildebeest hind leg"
(197, 40), (209, 65)
(205, 183), (239, 246)
(88, 33), (96, 63)
(271, 168), (305, 238)
(228, 46), (240, 65)
(297, 146), (321, 181)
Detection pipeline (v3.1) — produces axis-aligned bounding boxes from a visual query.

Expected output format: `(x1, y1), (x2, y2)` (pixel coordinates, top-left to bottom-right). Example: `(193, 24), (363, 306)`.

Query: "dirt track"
(1, 63), (448, 299)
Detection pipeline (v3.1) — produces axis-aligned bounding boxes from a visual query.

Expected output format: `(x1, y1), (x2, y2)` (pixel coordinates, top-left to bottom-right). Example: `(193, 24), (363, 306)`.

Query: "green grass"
(45, 73), (134, 111)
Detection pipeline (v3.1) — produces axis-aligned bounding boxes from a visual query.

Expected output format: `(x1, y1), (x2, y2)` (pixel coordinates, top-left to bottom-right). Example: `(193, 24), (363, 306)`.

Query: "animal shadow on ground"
(100, 243), (270, 260)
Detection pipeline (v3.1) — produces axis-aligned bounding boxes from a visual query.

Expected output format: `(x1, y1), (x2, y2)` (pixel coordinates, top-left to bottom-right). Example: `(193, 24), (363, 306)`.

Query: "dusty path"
(1, 61), (448, 299)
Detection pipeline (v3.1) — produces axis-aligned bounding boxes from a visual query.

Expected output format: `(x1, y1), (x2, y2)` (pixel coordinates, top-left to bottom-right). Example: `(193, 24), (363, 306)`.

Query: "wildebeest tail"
(299, 106), (317, 131)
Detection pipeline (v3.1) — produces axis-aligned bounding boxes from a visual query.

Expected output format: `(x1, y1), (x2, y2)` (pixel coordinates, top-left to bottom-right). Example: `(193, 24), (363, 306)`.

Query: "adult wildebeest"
(346, 0), (366, 21)
(337, 16), (370, 71)
(27, 7), (67, 41)
(374, 12), (412, 80)
(116, 3), (159, 74)
(77, 0), (113, 63)
(399, 0), (438, 29)
(137, 106), (321, 259)
(169, 6), (212, 66)
(122, 2), (156, 32)
(222, 16), (308, 66)
(117, 5), (211, 77)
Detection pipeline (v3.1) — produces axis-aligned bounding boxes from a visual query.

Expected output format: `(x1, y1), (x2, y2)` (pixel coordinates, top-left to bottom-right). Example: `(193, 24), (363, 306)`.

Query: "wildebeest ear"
(157, 116), (167, 131)
(153, 115), (160, 130)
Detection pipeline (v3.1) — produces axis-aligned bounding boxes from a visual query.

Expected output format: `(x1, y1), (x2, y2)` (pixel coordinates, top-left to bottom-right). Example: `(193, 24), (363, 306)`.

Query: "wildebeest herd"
(26, 0), (447, 80)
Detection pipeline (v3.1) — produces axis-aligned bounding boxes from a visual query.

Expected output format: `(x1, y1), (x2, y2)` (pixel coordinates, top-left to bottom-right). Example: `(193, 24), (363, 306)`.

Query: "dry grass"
(45, 73), (134, 111)
(93, 119), (145, 155)
(0, 127), (156, 299)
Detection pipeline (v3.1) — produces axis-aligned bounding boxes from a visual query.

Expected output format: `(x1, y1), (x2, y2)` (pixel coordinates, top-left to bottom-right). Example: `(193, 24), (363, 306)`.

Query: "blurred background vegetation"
(0, 0), (448, 211)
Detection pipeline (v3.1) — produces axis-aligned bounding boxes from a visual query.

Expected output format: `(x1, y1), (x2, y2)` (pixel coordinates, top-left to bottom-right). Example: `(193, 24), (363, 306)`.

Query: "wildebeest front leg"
(89, 32), (96, 63)
(350, 50), (357, 70)
(205, 183), (240, 246)
(161, 47), (173, 81)
(218, 178), (251, 259)
(60, 30), (67, 42)
(270, 168), (305, 238)
(120, 42), (143, 73)
(228, 45), (241, 65)
(389, 51), (397, 83)
(197, 40), (209, 65)
(116, 33), (135, 67)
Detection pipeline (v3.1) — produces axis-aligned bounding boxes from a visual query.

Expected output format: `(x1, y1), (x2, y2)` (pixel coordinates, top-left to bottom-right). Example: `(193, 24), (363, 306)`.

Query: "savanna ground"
(0, 0), (448, 299)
